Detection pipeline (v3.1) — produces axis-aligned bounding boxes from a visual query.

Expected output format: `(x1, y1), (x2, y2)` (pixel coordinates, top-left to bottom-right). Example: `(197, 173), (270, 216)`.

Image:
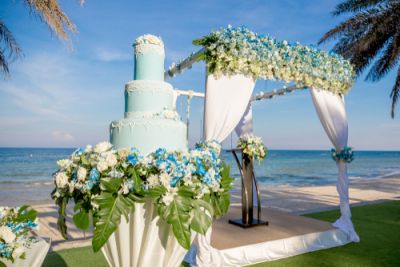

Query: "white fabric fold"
(235, 102), (253, 137)
(102, 199), (192, 267)
(310, 88), (360, 242)
(204, 74), (255, 141)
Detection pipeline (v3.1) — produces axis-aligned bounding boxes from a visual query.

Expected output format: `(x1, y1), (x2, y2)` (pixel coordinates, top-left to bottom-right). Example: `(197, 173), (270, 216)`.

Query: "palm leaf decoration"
(1, 0), (80, 77)
(319, 0), (400, 118)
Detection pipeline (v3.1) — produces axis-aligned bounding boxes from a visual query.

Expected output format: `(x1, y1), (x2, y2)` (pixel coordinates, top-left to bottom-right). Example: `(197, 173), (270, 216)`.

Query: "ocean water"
(0, 148), (399, 205)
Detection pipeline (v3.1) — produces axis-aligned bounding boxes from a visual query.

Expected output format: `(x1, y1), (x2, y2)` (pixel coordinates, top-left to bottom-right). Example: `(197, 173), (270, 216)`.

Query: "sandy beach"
(28, 175), (400, 251)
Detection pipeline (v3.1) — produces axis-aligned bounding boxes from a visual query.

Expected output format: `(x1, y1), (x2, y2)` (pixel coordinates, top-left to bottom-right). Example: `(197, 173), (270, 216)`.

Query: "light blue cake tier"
(110, 34), (187, 154)
(110, 118), (186, 154)
(134, 43), (164, 81)
(124, 80), (173, 115)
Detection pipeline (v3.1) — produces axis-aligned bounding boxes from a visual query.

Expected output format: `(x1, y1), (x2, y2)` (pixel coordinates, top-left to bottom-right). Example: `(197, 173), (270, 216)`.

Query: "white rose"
(97, 160), (108, 172)
(105, 153), (118, 168)
(159, 173), (171, 187)
(0, 226), (16, 244)
(94, 142), (112, 154)
(117, 148), (130, 159)
(147, 174), (160, 187)
(55, 172), (69, 188)
(57, 159), (72, 169)
(77, 167), (87, 182)
(12, 246), (24, 258)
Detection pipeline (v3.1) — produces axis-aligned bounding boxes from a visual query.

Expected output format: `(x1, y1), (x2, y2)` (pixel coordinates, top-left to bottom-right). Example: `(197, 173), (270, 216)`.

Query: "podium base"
(228, 218), (269, 228)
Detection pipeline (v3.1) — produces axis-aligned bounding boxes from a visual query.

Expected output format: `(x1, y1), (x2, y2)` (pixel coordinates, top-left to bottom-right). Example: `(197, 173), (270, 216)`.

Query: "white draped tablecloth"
(102, 199), (194, 267)
(4, 237), (51, 267)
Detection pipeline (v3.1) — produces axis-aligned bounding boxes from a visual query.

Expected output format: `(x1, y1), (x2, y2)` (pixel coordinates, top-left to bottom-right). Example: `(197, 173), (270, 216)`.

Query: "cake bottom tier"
(110, 118), (187, 154)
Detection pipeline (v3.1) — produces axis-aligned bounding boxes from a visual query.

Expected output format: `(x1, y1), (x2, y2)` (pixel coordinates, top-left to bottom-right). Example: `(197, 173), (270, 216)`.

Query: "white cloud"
(52, 130), (75, 142)
(95, 49), (131, 62)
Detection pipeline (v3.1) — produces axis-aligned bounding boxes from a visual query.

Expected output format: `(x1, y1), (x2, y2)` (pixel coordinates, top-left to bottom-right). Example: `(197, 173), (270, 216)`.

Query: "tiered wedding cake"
(110, 34), (186, 153)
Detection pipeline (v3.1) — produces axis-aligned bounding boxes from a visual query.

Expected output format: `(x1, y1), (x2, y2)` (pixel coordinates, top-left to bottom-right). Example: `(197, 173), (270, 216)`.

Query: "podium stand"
(227, 149), (268, 228)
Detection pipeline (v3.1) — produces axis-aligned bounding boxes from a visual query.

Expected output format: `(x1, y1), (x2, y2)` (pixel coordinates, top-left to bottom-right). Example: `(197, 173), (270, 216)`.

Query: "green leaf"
(92, 192), (134, 252)
(127, 192), (145, 203)
(177, 186), (195, 198)
(190, 199), (213, 235)
(73, 209), (90, 230)
(164, 196), (191, 249)
(16, 205), (38, 222)
(218, 192), (231, 216)
(57, 197), (69, 239)
(101, 178), (122, 193)
(192, 38), (205, 46)
(0, 260), (6, 267)
(81, 155), (90, 165)
(147, 186), (167, 198)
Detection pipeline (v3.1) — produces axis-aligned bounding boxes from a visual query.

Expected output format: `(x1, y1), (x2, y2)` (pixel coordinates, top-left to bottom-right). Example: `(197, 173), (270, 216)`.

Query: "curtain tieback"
(331, 146), (354, 163)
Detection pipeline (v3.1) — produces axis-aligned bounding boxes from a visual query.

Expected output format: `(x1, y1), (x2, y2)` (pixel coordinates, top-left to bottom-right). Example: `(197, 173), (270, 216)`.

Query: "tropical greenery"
(52, 141), (233, 252)
(319, 0), (400, 118)
(0, 0), (81, 76)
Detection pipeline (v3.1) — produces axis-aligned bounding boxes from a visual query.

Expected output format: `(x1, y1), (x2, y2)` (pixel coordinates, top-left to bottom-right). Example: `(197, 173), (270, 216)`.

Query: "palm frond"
(24, 0), (77, 41)
(366, 31), (400, 81)
(0, 20), (22, 75)
(390, 67), (400, 118)
(333, 0), (390, 16)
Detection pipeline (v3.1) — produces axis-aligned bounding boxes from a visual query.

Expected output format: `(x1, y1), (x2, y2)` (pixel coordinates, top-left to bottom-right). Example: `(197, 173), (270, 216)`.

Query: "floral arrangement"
(0, 206), (38, 266)
(237, 134), (267, 163)
(52, 141), (233, 252)
(331, 146), (354, 163)
(193, 25), (355, 95)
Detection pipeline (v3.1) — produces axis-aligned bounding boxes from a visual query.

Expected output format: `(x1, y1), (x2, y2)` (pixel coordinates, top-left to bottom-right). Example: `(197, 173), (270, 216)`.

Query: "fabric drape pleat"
(310, 88), (360, 242)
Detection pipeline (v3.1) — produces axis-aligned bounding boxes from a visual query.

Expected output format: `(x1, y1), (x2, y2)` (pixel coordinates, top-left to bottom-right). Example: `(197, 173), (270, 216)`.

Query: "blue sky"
(0, 0), (399, 150)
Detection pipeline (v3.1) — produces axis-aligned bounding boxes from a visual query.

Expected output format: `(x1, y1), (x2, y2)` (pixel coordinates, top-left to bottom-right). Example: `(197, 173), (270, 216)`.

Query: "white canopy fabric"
(204, 74), (255, 141)
(310, 88), (360, 242)
(235, 102), (253, 137)
(186, 74), (255, 266)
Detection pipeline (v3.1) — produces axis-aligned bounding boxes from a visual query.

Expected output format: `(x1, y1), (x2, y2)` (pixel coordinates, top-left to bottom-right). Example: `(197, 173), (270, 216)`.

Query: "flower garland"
(0, 206), (39, 265)
(237, 134), (267, 163)
(331, 146), (354, 163)
(52, 141), (233, 252)
(193, 25), (355, 94)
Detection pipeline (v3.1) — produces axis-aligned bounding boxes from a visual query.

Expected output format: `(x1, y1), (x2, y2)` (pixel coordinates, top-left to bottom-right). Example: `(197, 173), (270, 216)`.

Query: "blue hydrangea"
(89, 168), (100, 183)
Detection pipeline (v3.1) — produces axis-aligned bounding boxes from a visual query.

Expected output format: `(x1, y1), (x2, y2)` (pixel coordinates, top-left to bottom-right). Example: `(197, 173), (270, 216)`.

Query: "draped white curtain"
(204, 74), (255, 141)
(102, 200), (193, 267)
(310, 88), (360, 242)
(186, 74), (255, 266)
(235, 102), (253, 137)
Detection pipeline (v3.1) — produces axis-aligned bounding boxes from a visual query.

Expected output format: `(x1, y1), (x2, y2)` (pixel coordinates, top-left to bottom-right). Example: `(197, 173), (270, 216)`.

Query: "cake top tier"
(133, 34), (165, 80)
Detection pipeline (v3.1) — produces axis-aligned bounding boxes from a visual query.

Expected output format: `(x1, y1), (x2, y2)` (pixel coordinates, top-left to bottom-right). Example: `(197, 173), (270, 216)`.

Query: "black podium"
(227, 149), (268, 228)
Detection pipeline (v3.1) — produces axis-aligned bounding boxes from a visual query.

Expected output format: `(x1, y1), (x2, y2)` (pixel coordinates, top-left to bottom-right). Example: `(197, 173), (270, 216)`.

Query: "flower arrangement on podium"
(52, 140), (233, 252)
(0, 206), (39, 266)
(237, 134), (267, 163)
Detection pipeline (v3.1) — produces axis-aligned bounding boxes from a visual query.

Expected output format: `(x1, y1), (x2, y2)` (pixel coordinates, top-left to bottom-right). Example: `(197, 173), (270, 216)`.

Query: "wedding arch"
(166, 26), (359, 266)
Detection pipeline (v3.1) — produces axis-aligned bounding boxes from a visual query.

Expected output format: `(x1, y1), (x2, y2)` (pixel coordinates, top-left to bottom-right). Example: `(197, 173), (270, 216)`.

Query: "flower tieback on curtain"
(0, 206), (39, 265)
(331, 146), (354, 163)
(237, 134), (268, 163)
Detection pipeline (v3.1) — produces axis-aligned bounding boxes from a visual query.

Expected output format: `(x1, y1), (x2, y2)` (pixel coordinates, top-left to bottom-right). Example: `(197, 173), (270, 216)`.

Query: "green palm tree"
(319, 0), (400, 118)
(1, 0), (82, 76)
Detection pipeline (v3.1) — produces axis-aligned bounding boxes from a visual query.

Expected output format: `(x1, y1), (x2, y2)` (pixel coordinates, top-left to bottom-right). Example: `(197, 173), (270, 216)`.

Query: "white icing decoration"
(125, 80), (173, 93)
(134, 34), (164, 56)
(110, 119), (185, 129)
(124, 109), (180, 120)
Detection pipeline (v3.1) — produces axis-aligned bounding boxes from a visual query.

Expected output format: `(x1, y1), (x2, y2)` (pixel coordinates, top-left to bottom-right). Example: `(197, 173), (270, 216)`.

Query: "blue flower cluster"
(331, 146), (354, 163)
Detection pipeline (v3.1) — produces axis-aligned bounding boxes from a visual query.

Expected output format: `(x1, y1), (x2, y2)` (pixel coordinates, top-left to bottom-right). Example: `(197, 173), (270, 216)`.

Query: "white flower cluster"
(0, 206), (39, 263)
(135, 34), (164, 47)
(237, 134), (267, 163)
(52, 141), (224, 207)
(195, 26), (355, 95)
